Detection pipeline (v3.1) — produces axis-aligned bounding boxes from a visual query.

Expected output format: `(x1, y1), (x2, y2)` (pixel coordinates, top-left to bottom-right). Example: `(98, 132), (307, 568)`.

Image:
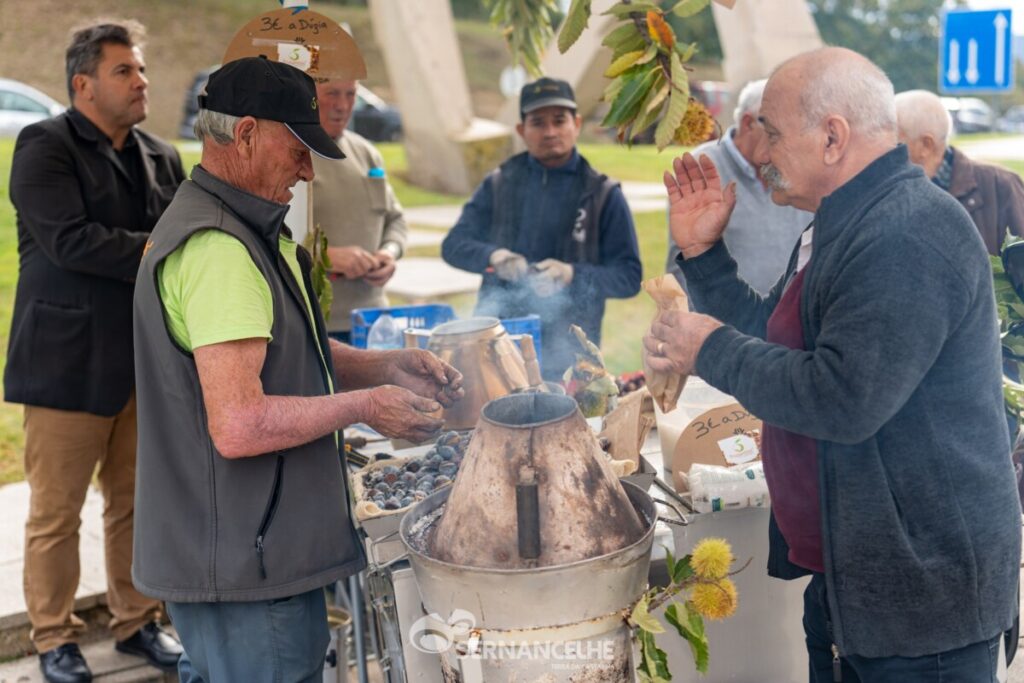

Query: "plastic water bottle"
(367, 313), (403, 349)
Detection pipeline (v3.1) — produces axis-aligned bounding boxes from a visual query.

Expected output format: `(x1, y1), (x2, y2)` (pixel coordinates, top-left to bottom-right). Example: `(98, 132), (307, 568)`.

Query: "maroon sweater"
(762, 267), (823, 572)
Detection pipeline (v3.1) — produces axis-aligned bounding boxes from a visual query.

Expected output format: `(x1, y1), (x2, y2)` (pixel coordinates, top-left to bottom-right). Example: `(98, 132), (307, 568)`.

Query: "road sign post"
(940, 8), (1015, 94)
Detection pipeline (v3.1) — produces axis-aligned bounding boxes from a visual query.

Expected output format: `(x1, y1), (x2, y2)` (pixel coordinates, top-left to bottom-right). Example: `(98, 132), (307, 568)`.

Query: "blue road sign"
(940, 9), (1015, 94)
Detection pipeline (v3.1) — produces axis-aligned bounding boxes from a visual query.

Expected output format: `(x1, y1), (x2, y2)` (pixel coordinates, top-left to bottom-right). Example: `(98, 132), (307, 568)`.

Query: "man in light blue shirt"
(666, 80), (811, 295)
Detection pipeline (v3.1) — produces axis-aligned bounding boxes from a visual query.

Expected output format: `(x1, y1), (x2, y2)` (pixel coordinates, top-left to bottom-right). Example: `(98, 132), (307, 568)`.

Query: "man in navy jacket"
(442, 78), (641, 379)
(647, 47), (1020, 680)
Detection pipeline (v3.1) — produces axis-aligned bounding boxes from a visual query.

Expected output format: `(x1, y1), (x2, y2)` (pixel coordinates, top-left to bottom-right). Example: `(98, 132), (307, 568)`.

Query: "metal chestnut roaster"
(399, 392), (656, 683)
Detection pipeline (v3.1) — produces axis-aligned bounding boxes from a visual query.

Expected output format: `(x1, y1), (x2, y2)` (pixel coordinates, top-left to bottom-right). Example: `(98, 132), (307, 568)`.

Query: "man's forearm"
(330, 340), (394, 390)
(216, 390), (372, 458)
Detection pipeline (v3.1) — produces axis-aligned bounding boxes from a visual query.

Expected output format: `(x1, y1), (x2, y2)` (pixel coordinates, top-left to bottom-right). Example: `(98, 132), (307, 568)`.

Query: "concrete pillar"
(368, 0), (512, 195)
(712, 0), (822, 92)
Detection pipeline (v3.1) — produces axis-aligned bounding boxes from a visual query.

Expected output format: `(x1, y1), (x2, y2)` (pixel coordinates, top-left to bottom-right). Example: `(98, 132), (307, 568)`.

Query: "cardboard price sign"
(671, 402), (761, 492)
(223, 8), (367, 82)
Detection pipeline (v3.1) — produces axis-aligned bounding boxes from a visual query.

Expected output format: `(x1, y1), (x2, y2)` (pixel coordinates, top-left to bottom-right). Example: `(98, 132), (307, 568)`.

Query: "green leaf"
(603, 1), (658, 18)
(670, 0), (710, 18)
(654, 51), (690, 150)
(663, 546), (678, 586)
(635, 42), (660, 65)
(603, 74), (628, 103)
(636, 630), (671, 683)
(671, 553), (694, 584)
(675, 41), (698, 62)
(601, 22), (640, 49)
(630, 595), (665, 634)
(611, 32), (648, 60)
(558, 0), (591, 53)
(665, 602), (709, 673)
(605, 49), (645, 77)
(629, 75), (668, 139)
(601, 66), (657, 128)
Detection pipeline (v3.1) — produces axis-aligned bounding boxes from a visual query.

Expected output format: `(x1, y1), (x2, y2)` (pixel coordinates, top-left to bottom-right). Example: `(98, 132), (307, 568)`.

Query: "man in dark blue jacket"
(442, 78), (641, 379)
(646, 48), (1020, 681)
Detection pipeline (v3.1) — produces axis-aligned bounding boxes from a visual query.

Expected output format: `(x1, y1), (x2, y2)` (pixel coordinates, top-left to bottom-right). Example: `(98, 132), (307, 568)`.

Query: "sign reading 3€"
(940, 8), (1015, 94)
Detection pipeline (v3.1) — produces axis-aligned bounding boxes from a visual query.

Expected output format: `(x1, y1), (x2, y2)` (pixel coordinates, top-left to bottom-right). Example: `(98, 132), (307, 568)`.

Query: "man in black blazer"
(5, 20), (185, 683)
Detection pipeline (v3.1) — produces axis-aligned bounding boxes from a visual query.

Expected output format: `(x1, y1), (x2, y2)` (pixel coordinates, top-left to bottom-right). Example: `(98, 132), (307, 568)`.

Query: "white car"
(940, 95), (995, 134)
(0, 78), (64, 138)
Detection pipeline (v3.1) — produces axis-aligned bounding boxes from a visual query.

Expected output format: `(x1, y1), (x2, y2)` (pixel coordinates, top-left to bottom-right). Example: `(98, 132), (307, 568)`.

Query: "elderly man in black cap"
(131, 57), (463, 682)
(442, 77), (641, 379)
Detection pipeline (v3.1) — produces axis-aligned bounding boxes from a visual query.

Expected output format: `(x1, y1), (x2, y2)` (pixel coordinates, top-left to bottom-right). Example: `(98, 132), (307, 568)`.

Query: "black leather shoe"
(39, 643), (92, 683)
(114, 622), (183, 672)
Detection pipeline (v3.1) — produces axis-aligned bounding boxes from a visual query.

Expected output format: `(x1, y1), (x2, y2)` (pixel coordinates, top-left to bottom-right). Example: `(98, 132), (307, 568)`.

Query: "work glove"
(489, 248), (529, 282)
(530, 259), (574, 297)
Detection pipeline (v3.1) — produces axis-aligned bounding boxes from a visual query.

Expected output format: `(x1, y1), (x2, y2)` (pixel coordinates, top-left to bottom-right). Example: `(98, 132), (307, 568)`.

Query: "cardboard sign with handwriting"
(223, 8), (367, 82)
(672, 403), (762, 492)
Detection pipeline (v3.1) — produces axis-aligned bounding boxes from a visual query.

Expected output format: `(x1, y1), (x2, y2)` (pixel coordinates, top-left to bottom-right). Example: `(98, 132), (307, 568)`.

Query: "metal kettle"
(405, 317), (544, 430)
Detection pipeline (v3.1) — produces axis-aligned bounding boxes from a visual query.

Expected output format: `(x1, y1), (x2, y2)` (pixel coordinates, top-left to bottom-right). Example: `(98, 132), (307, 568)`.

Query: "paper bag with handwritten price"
(672, 403), (762, 492)
(642, 274), (689, 413)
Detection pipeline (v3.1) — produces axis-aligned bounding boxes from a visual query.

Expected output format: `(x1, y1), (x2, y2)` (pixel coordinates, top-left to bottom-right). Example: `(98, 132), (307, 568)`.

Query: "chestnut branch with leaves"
(488, 0), (719, 150)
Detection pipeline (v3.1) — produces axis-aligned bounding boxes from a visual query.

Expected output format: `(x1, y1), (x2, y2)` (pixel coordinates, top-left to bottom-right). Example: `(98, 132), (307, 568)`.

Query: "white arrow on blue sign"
(940, 8), (1015, 94)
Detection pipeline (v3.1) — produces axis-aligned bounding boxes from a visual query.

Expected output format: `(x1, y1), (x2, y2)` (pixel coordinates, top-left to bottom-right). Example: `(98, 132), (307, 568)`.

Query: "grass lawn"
(0, 136), (1022, 484)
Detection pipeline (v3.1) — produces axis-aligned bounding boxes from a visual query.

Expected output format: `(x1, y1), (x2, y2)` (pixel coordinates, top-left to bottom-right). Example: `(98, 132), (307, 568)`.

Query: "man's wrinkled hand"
(489, 248), (529, 282)
(529, 259), (573, 297)
(328, 246), (378, 279)
(642, 309), (723, 376)
(387, 349), (464, 407)
(664, 153), (737, 260)
(364, 385), (444, 443)
(364, 250), (397, 286)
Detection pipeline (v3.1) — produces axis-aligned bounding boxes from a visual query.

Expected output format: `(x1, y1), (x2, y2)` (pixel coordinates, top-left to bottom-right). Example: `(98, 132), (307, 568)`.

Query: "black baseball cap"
(198, 57), (343, 160)
(520, 77), (576, 117)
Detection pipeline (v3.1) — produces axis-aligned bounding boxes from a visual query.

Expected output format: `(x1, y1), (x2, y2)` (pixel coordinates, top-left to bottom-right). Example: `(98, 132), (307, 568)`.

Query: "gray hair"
(193, 108), (241, 145)
(732, 79), (767, 123)
(894, 90), (953, 144)
(65, 19), (145, 102)
(794, 50), (897, 138)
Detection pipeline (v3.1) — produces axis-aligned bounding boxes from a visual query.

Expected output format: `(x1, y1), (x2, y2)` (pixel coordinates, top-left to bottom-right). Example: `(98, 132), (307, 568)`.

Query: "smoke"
(760, 163), (791, 192)
(475, 273), (603, 381)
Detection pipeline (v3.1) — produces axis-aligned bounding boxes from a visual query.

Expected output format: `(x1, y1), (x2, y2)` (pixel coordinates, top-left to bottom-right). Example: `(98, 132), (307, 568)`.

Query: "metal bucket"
(399, 481), (655, 683)
(323, 606), (351, 683)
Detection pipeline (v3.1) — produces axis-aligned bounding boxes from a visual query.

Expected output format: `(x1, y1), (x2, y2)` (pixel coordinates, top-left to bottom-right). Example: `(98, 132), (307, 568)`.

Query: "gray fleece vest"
(132, 167), (365, 602)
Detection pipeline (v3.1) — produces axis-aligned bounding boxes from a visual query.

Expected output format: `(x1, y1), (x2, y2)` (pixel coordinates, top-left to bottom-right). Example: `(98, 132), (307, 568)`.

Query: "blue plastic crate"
(350, 304), (456, 348)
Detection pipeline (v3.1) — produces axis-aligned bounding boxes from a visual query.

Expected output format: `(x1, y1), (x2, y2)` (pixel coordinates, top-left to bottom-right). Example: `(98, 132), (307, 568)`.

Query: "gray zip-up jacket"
(132, 167), (365, 602)
(679, 145), (1020, 658)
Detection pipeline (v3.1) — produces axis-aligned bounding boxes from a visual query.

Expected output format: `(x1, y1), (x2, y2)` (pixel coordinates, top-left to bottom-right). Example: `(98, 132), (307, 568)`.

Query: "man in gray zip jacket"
(132, 58), (463, 682)
(646, 48), (1020, 680)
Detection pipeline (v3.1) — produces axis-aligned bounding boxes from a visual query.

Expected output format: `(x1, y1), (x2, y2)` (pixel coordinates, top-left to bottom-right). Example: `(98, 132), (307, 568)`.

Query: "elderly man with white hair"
(666, 79), (811, 295)
(646, 47), (1020, 680)
(131, 58), (463, 681)
(895, 89), (1024, 255)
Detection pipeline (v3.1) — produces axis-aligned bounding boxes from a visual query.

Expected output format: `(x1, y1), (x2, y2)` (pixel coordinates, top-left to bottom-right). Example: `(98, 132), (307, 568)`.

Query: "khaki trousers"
(23, 394), (159, 652)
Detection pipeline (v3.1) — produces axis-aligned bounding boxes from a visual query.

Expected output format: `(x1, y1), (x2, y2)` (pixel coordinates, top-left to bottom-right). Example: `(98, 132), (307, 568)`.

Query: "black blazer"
(5, 109), (185, 415)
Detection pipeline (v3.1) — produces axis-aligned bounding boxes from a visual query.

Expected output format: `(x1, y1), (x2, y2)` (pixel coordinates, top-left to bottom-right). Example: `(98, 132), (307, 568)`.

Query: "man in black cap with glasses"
(131, 57), (463, 682)
(442, 76), (642, 379)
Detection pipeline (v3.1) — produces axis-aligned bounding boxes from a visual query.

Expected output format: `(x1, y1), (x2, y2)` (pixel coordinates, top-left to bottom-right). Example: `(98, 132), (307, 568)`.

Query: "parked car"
(997, 105), (1024, 134)
(0, 78), (64, 138)
(941, 96), (995, 134)
(179, 67), (402, 142)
